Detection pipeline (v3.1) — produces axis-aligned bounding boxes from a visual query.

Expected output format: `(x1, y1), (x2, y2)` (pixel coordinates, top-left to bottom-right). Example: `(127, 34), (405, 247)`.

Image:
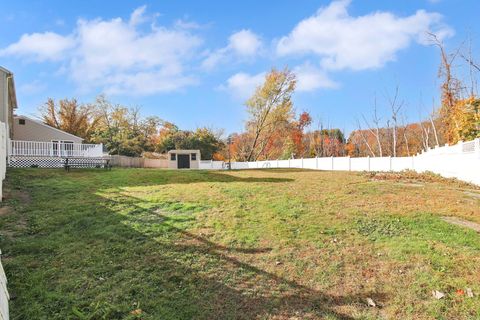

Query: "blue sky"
(1, 0), (478, 135)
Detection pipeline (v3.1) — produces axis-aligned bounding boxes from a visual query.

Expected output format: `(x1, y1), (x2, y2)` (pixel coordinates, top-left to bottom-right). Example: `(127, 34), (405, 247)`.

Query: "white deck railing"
(9, 140), (103, 158)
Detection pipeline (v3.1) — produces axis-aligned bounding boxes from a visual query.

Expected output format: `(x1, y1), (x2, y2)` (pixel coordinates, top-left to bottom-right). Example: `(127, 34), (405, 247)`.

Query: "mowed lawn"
(1, 169), (480, 319)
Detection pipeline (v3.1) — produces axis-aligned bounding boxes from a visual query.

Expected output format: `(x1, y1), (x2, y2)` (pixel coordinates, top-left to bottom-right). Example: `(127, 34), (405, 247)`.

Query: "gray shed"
(167, 150), (200, 169)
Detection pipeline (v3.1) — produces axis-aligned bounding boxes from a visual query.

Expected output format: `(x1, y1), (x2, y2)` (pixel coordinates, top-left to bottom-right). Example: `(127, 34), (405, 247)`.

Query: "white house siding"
(0, 72), (6, 129)
(0, 71), (9, 156)
(0, 67), (16, 141)
(12, 116), (83, 143)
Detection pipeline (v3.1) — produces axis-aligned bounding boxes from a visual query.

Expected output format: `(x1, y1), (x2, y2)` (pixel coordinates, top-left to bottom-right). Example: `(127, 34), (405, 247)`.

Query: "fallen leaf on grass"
(130, 309), (143, 315)
(432, 290), (445, 299)
(366, 298), (376, 307)
(467, 288), (474, 298)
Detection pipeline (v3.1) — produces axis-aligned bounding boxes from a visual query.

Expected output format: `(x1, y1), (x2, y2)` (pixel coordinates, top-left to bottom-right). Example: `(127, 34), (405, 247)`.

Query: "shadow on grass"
(99, 191), (386, 319)
(2, 169), (386, 319)
(8, 168), (294, 188)
(254, 168), (311, 173)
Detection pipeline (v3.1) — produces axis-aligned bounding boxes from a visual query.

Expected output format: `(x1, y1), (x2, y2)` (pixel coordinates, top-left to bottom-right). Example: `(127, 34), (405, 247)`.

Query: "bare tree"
(419, 120), (431, 151)
(356, 118), (375, 157)
(460, 35), (479, 97)
(429, 100), (440, 147)
(362, 95), (383, 157)
(387, 86), (403, 157)
(401, 114), (410, 157)
(428, 32), (463, 143)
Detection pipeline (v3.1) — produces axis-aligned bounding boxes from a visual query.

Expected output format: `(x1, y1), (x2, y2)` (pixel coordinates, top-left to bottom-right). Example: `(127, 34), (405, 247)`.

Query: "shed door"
(177, 154), (190, 169)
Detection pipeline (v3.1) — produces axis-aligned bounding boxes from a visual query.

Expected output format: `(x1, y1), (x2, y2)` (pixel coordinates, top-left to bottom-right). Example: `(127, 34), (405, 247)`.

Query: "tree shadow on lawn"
(9, 168), (295, 188)
(254, 168), (311, 173)
(87, 191), (384, 319)
(4, 170), (386, 319)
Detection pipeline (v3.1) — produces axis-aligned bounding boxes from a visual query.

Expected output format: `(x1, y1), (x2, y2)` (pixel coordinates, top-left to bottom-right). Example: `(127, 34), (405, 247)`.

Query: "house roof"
(15, 115), (84, 141)
(0, 66), (18, 109)
(0, 66), (12, 74)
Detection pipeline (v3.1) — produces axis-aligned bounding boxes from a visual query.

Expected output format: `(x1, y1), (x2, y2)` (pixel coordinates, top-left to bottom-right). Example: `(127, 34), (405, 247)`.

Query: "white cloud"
(1, 6), (202, 95)
(70, 14), (202, 94)
(222, 64), (337, 98)
(221, 72), (265, 100)
(277, 0), (453, 71)
(202, 29), (262, 70)
(229, 29), (262, 56)
(18, 80), (47, 95)
(129, 5), (148, 26)
(294, 62), (338, 92)
(0, 32), (75, 61)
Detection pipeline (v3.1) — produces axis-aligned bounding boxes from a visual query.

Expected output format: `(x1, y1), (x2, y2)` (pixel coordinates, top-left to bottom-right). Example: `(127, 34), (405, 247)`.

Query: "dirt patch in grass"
(0, 206), (12, 216)
(3, 187), (32, 205)
(464, 191), (480, 199)
(441, 216), (480, 233)
(0, 187), (30, 238)
(366, 170), (480, 189)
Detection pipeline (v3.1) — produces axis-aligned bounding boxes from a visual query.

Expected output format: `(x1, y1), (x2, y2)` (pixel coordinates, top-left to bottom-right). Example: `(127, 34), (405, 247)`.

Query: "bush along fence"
(200, 138), (480, 186)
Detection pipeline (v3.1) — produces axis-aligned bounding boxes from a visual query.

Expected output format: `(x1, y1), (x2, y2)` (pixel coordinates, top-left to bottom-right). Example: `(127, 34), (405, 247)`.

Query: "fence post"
(331, 156), (334, 170)
(389, 156), (392, 171)
(301, 158), (304, 169)
(316, 156), (318, 170)
(277, 159), (279, 168)
(367, 156), (371, 171)
(348, 156), (351, 171)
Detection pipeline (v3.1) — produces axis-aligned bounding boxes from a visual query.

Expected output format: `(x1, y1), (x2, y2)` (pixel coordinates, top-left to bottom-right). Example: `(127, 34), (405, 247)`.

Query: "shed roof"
(167, 150), (201, 153)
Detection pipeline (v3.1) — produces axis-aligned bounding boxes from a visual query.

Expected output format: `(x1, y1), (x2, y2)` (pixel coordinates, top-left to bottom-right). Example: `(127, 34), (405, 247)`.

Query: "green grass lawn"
(1, 168), (480, 319)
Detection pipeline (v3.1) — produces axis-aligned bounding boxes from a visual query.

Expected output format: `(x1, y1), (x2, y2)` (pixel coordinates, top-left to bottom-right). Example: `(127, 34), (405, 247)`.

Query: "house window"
(170, 153), (176, 161)
(191, 153), (197, 161)
(19, 119), (25, 125)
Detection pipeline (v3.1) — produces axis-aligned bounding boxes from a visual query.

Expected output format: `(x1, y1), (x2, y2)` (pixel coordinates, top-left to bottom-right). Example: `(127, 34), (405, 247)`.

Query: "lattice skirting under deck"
(8, 156), (65, 168)
(8, 156), (110, 169)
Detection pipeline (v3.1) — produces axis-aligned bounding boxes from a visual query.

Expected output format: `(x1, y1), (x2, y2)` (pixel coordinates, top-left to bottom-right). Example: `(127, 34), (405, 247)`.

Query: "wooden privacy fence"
(110, 155), (168, 168)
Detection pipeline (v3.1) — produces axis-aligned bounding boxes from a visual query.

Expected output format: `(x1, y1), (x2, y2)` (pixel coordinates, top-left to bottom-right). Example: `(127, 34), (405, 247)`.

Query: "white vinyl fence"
(199, 138), (480, 186)
(0, 122), (8, 320)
